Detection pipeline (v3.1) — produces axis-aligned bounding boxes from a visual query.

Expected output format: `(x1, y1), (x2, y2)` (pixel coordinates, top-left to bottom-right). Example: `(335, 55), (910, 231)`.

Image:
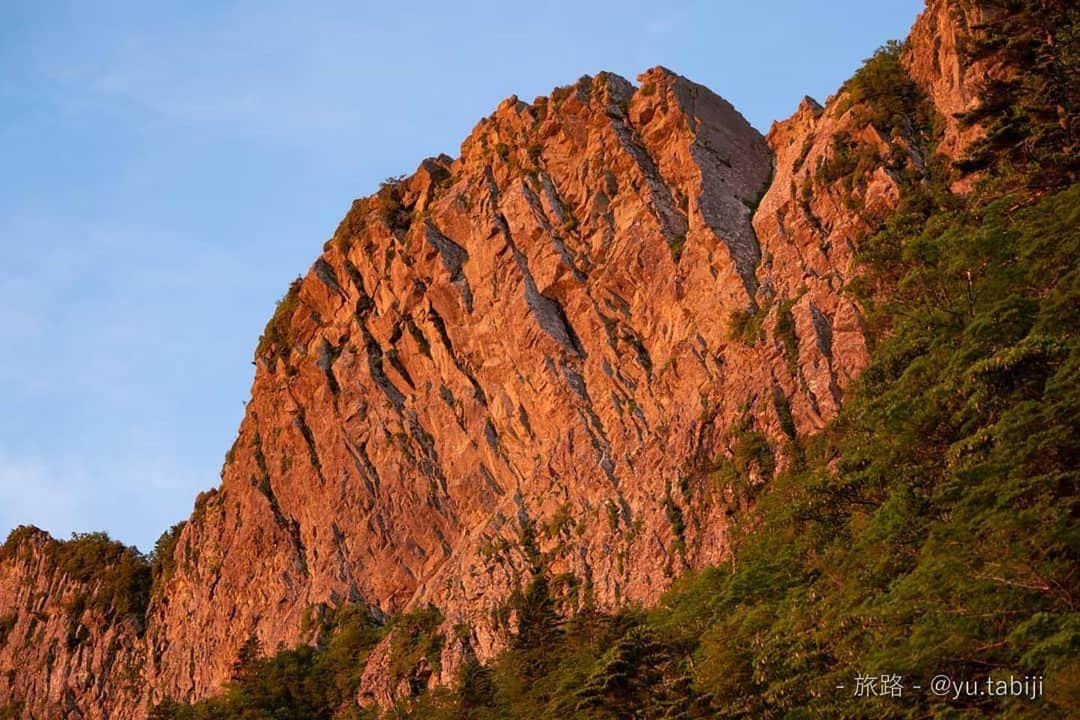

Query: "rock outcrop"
(0, 2), (1024, 717)
(903, 0), (992, 160)
(0, 529), (146, 720)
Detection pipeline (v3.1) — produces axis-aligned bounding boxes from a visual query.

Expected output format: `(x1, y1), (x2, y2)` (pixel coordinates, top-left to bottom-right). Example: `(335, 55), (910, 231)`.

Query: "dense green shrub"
(255, 276), (303, 370)
(150, 522), (185, 588)
(376, 176), (409, 228)
(46, 532), (151, 627)
(840, 40), (933, 138)
(814, 132), (883, 195)
(150, 602), (383, 720)
(388, 606), (445, 688)
(727, 301), (768, 345)
(953, 0), (1078, 187)
(1, 528), (151, 636)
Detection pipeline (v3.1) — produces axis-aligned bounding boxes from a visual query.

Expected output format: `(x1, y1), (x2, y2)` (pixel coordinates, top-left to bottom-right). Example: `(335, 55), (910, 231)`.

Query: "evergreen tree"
(229, 633), (261, 682)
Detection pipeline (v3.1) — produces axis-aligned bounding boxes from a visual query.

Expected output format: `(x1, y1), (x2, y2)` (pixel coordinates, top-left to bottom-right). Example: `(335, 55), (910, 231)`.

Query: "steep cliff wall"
(903, 0), (994, 161)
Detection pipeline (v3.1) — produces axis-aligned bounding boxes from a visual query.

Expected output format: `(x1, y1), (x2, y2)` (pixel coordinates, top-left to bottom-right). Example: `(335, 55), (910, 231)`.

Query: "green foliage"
(953, 1), (1078, 187)
(382, 606), (717, 720)
(456, 658), (496, 718)
(819, 39), (939, 213)
(151, 522), (185, 588)
(669, 233), (686, 262)
(45, 532), (151, 629)
(0, 525), (45, 561)
(574, 625), (712, 719)
(512, 574), (560, 657)
(1, 527), (152, 634)
(255, 276), (303, 370)
(388, 606), (445, 688)
(712, 417), (775, 492)
(230, 634), (262, 682)
(150, 602), (383, 720)
(727, 301), (768, 346)
(841, 40), (934, 138)
(814, 131), (882, 197)
(377, 175), (409, 228)
(681, 184), (1079, 718)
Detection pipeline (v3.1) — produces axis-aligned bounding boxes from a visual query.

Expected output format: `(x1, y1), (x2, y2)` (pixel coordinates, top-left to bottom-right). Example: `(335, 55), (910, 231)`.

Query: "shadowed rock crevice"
(422, 222), (474, 312)
(495, 213), (585, 358)
(361, 327), (406, 412)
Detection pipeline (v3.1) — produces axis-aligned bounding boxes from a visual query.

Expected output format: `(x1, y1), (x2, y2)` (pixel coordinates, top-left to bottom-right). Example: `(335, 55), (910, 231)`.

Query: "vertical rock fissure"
(494, 212), (585, 358)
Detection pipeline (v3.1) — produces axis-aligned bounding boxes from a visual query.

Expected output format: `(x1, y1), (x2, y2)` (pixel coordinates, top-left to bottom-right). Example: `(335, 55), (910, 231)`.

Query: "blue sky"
(0, 0), (923, 552)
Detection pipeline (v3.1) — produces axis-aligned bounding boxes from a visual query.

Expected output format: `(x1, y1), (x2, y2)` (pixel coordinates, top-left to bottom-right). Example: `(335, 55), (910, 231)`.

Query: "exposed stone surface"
(0, 530), (146, 720)
(0, 3), (1016, 717)
(902, 0), (994, 162)
(901, 0), (1032, 194)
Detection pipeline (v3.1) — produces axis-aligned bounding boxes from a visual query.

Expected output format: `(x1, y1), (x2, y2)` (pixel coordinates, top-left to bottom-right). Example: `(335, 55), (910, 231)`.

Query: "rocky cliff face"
(0, 2), (1017, 717)
(903, 0), (992, 160)
(0, 529), (147, 720)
